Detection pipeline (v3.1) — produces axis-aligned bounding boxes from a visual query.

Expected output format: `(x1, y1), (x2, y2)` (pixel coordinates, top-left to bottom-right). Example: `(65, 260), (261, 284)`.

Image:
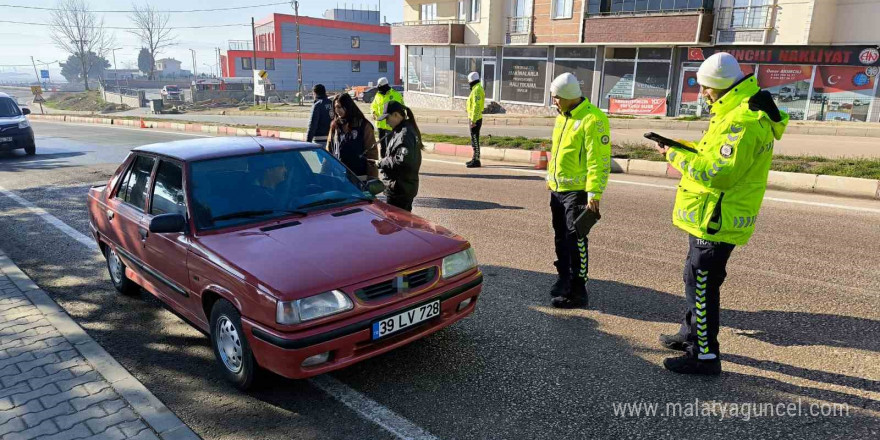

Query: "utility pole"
(30, 56), (44, 114)
(251, 17), (258, 106)
(216, 47), (221, 78)
(109, 48), (122, 104)
(190, 49), (198, 78)
(294, 1), (303, 106)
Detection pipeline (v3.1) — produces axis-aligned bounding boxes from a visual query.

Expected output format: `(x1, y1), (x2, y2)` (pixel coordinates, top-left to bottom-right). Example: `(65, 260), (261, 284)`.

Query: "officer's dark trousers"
(676, 235), (735, 359)
(550, 191), (588, 296)
(469, 119), (482, 160)
(379, 128), (391, 158)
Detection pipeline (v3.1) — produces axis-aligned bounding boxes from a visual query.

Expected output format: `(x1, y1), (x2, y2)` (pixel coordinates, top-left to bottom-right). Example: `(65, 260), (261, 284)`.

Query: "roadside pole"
(252, 17), (258, 107)
(294, 1), (303, 106)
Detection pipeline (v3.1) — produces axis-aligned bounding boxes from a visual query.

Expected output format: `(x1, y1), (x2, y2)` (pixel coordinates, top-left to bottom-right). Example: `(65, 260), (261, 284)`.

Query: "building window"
(469, 0), (480, 22)
(351, 36), (360, 48)
(458, 1), (467, 20)
(552, 0), (573, 19)
(352, 61), (361, 72)
(265, 58), (275, 70)
(717, 0), (773, 30)
(600, 47), (672, 114)
(420, 3), (437, 21)
(407, 46), (452, 95)
(587, 0), (710, 16)
(241, 57), (252, 70)
(501, 47), (549, 105)
(553, 47), (597, 100)
(455, 47), (497, 99)
(379, 61), (388, 73)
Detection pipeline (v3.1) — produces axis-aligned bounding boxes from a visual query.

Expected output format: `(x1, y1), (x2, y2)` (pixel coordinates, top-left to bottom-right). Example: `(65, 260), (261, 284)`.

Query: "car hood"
(193, 203), (468, 300)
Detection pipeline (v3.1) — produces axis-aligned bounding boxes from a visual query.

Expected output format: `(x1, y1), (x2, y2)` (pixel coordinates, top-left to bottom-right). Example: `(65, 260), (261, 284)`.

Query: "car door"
(106, 154), (155, 271)
(142, 158), (193, 311)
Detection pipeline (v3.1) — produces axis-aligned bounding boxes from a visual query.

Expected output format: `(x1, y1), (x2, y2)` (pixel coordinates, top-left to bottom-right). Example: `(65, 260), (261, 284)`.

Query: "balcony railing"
(228, 40), (253, 51)
(508, 17), (532, 35)
(391, 19), (465, 27)
(715, 6), (773, 30)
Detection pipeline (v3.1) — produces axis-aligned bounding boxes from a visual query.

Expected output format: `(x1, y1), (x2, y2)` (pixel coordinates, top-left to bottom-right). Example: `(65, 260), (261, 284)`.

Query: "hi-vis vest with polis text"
(666, 75), (788, 245)
(546, 98), (612, 199)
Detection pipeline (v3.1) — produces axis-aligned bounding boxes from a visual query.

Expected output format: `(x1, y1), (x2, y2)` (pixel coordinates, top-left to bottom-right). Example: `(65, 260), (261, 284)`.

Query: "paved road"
(0, 121), (877, 439)
(110, 110), (880, 158)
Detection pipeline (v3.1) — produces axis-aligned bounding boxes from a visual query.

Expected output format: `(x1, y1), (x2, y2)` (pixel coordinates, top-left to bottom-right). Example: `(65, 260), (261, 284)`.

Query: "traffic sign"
(40, 70), (49, 79)
(30, 86), (42, 95)
(33, 94), (45, 103)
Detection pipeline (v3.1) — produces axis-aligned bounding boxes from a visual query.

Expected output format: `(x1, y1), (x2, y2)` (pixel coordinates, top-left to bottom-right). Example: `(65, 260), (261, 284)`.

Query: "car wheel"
(24, 141), (35, 156)
(104, 246), (139, 295)
(210, 299), (258, 390)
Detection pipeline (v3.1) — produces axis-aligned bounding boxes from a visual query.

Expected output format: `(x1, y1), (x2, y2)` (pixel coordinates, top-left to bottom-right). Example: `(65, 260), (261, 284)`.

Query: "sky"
(0, 0), (403, 80)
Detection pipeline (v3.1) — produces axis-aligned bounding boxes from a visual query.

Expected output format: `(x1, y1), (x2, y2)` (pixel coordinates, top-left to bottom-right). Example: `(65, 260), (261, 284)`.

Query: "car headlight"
(276, 290), (353, 325)
(442, 248), (478, 279)
(18, 120), (30, 129)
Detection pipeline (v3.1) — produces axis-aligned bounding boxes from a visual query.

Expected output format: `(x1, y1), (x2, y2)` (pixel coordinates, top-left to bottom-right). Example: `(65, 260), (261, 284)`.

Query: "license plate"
(371, 300), (440, 340)
(0, 137), (11, 143)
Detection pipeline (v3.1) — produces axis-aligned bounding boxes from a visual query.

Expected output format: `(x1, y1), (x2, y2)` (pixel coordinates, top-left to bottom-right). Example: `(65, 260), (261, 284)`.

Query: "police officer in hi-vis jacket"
(655, 52), (788, 375)
(546, 73), (612, 309)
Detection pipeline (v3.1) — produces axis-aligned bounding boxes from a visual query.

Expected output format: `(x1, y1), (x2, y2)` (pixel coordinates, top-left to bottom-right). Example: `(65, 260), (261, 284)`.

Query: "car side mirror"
(149, 213), (186, 233)
(22, 108), (31, 115)
(365, 178), (385, 196)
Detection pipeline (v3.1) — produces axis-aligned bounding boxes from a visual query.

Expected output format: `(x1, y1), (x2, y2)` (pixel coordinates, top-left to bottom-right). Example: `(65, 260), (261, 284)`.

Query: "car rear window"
(0, 98), (22, 117)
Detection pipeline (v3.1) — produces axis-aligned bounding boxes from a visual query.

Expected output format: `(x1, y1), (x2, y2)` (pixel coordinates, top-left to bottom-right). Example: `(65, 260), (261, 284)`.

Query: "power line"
(0, 2), (289, 13)
(0, 19), (250, 30)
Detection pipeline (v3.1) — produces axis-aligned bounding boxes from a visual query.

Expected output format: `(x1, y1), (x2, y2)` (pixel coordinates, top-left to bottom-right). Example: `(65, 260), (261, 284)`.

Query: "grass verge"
(44, 90), (129, 112)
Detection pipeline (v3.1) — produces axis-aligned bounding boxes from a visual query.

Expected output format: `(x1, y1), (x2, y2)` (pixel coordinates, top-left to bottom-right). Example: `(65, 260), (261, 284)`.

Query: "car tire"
(24, 141), (35, 156)
(104, 246), (139, 295)
(210, 299), (258, 390)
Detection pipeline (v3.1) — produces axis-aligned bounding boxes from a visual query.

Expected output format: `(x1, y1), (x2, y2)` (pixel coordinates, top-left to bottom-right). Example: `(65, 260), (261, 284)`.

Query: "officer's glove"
(749, 90), (783, 122)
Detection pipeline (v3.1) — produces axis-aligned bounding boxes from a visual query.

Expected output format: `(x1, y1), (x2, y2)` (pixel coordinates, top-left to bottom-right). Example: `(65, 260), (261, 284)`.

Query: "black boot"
(466, 159), (482, 168)
(550, 277), (570, 298)
(663, 354), (721, 375)
(551, 279), (588, 309)
(660, 333), (690, 352)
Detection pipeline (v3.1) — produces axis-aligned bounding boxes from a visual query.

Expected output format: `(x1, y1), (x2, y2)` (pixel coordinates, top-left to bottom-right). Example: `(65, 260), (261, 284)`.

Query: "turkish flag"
(814, 66), (875, 93)
(688, 48), (705, 61)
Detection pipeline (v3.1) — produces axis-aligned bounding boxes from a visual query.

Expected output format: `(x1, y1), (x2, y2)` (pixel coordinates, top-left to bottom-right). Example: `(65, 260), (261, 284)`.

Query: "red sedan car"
(88, 137), (482, 389)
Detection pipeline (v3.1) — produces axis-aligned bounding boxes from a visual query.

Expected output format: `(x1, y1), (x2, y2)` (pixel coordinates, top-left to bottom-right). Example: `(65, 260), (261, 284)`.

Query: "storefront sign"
(609, 97), (667, 115)
(687, 46), (880, 67)
(501, 59), (547, 104)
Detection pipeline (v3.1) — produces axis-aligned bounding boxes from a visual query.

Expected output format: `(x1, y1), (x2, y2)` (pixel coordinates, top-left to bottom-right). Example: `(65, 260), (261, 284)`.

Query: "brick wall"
(533, 0), (583, 44)
(391, 24), (465, 45)
(583, 13), (712, 44)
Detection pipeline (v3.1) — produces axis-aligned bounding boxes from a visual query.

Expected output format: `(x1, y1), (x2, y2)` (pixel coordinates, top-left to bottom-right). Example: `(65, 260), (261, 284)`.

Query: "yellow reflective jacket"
(371, 88), (405, 131)
(546, 98), (612, 199)
(467, 83), (485, 122)
(666, 75), (789, 245)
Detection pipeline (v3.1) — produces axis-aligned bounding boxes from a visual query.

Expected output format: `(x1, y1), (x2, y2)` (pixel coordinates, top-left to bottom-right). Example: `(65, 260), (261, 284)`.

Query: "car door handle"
(138, 227), (148, 240)
(106, 209), (114, 221)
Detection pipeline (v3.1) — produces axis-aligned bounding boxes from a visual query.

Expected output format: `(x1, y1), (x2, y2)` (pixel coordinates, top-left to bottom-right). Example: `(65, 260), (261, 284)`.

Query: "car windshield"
(0, 98), (22, 117)
(166, 86), (179, 91)
(190, 148), (371, 230)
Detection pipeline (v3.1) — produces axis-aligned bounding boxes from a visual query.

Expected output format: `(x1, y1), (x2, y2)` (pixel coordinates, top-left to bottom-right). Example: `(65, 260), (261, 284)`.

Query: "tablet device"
(575, 208), (601, 237)
(643, 132), (698, 153)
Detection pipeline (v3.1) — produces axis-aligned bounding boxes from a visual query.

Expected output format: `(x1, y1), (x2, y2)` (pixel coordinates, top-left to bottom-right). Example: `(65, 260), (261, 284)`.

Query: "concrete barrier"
(767, 171), (818, 192)
(610, 158), (628, 173)
(814, 175), (880, 198)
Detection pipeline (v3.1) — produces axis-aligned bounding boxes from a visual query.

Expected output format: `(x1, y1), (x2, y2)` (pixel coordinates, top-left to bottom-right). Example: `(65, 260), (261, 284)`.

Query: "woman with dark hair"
(374, 101), (423, 212)
(328, 92), (378, 180)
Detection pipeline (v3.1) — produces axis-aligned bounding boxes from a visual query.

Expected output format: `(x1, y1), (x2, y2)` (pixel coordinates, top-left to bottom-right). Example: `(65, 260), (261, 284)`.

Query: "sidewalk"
(0, 251), (199, 440)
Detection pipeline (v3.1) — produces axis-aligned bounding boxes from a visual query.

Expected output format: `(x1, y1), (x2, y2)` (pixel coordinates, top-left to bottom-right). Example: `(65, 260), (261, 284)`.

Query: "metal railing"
(507, 16), (532, 34)
(715, 6), (774, 30)
(391, 19), (465, 26)
(228, 40), (253, 51)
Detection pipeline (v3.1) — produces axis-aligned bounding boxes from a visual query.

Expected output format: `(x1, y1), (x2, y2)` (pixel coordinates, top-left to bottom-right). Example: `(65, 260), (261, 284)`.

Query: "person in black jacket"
(306, 84), (332, 144)
(328, 92), (379, 180)
(374, 101), (422, 212)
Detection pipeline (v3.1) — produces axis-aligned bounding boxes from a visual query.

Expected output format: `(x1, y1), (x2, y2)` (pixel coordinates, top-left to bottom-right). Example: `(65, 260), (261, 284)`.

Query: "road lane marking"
(0, 183), (439, 440)
(424, 159), (880, 214)
(310, 375), (439, 440)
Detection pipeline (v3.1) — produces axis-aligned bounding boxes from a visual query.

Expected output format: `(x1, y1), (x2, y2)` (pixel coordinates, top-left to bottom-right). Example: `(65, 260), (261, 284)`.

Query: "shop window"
(407, 46), (451, 95)
(554, 47), (597, 99)
(379, 61), (388, 73)
(500, 47), (548, 104)
(351, 37), (360, 49)
(455, 57), (483, 98)
(601, 48), (671, 114)
(352, 61), (360, 72)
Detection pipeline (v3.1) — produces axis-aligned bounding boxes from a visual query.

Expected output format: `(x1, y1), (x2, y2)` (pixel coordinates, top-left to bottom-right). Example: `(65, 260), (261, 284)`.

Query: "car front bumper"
(0, 128), (34, 152)
(242, 271), (483, 379)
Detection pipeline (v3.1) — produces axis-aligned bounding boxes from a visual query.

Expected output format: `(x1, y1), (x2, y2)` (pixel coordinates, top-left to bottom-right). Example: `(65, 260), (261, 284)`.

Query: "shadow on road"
(422, 172), (545, 182)
(414, 196), (524, 211)
(0, 151), (85, 172)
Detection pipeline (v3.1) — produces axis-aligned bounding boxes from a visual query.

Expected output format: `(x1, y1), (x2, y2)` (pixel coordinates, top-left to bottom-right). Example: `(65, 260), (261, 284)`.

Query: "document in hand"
(575, 208), (601, 237)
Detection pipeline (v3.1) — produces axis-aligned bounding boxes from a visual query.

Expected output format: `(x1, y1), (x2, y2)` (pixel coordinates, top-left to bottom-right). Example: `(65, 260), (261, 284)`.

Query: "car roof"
(132, 136), (318, 162)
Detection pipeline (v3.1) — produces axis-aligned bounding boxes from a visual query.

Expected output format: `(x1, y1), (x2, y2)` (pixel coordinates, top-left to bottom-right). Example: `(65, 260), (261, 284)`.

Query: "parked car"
(160, 85), (182, 101)
(777, 86), (798, 102)
(87, 138), (482, 390)
(0, 92), (35, 155)
(362, 85), (404, 104)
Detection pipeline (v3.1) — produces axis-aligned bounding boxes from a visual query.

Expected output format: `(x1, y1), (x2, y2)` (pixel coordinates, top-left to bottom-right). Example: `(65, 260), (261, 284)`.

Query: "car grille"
(355, 267), (438, 301)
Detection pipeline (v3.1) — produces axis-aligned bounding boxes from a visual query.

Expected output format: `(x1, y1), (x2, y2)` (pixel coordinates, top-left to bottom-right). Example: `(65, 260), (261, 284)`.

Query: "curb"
(0, 250), (201, 440)
(30, 115), (880, 200)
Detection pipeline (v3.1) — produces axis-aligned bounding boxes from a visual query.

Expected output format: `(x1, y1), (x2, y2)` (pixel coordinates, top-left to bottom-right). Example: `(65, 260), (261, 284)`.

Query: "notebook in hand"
(575, 208), (601, 237)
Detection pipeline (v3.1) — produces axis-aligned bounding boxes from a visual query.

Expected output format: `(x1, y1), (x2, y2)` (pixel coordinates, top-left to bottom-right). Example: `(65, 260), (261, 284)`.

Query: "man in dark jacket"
(375, 101), (421, 212)
(306, 84), (332, 144)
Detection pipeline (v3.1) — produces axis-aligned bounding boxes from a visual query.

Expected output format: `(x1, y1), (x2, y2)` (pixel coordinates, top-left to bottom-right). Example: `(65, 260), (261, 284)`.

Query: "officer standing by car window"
(370, 77), (405, 158)
(465, 71), (485, 168)
(306, 84), (332, 144)
(546, 73), (611, 309)
(654, 52), (788, 375)
(373, 101), (422, 212)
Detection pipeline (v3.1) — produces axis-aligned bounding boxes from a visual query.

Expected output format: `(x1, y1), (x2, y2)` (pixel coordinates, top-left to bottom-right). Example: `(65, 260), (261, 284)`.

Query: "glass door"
(483, 62), (495, 101)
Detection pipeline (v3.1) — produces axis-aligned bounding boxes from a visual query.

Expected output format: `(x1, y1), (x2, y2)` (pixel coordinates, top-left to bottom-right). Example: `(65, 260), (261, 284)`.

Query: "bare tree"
(49, 0), (115, 90)
(128, 2), (175, 80)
